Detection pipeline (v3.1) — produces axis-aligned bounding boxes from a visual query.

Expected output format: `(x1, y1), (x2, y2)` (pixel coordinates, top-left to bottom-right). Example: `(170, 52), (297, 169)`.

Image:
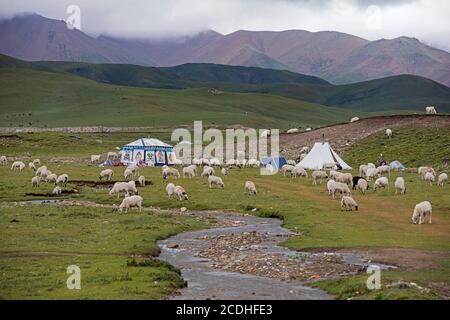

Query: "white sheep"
(56, 174), (69, 187)
(11, 161), (25, 172)
(109, 181), (137, 198)
(245, 181), (257, 195)
(357, 178), (369, 194)
(329, 170), (340, 180)
(341, 196), (358, 211)
(365, 167), (378, 181)
(385, 129), (393, 139)
(193, 158), (203, 166)
(31, 176), (40, 187)
(438, 173), (448, 188)
(287, 128), (299, 134)
(300, 146), (309, 154)
(163, 167), (181, 180)
(210, 158), (222, 166)
(425, 106), (437, 115)
(377, 165), (391, 177)
(46, 173), (58, 184)
(359, 164), (369, 177)
(287, 160), (296, 166)
(138, 175), (146, 187)
(374, 177), (389, 191)
(202, 158), (211, 166)
(322, 162), (336, 170)
(174, 185), (189, 201)
(129, 165), (140, 177)
(367, 163), (376, 169)
(28, 162), (36, 171)
(99, 169), (114, 181)
(327, 179), (335, 196)
(330, 181), (352, 199)
(335, 173), (352, 185)
(412, 201), (432, 224)
(208, 175), (224, 189)
(32, 159), (40, 166)
(183, 166), (196, 178)
(247, 159), (259, 168)
(166, 183), (175, 199)
(35, 165), (48, 177)
(119, 195), (143, 213)
(52, 186), (62, 196)
(281, 164), (294, 176)
(312, 170), (328, 185)
(0, 155), (7, 165)
(424, 172), (435, 186)
(350, 117), (359, 123)
(91, 154), (101, 164)
(221, 167), (228, 176)
(291, 166), (308, 178)
(260, 130), (270, 138)
(394, 177), (406, 195)
(124, 168), (134, 181)
(201, 166), (215, 177)
(418, 166), (435, 180)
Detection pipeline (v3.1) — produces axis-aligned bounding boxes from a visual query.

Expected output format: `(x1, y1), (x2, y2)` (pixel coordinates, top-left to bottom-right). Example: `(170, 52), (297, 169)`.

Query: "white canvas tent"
(298, 142), (352, 170)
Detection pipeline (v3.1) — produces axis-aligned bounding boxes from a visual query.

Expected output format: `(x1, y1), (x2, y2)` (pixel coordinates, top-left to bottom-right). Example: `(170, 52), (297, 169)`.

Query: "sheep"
(174, 185), (189, 201)
(394, 177), (406, 195)
(287, 160), (296, 166)
(193, 158), (203, 166)
(341, 196), (358, 211)
(260, 130), (270, 138)
(31, 176), (40, 187)
(300, 146), (309, 154)
(173, 159), (184, 167)
(208, 175), (224, 189)
(385, 129), (393, 139)
(138, 175), (146, 187)
(329, 170), (341, 180)
(359, 165), (369, 177)
(221, 167), (228, 176)
(162, 167), (181, 180)
(377, 165), (391, 177)
(210, 158), (222, 166)
(312, 170), (328, 185)
(335, 173), (352, 185)
(326, 179), (335, 196)
(291, 166), (308, 178)
(109, 181), (137, 198)
(107, 152), (118, 160)
(35, 165), (48, 177)
(11, 161), (25, 172)
(91, 154), (101, 164)
(99, 169), (114, 181)
(56, 174), (69, 187)
(425, 106), (437, 115)
(424, 172), (435, 186)
(287, 128), (299, 134)
(412, 201), (432, 224)
(182, 166), (196, 178)
(119, 195), (143, 213)
(166, 183), (175, 199)
(352, 176), (364, 189)
(357, 178), (369, 194)
(305, 128), (312, 132)
(322, 162), (336, 170)
(32, 159), (40, 166)
(247, 159), (259, 168)
(52, 186), (62, 196)
(125, 180), (138, 195)
(365, 167), (378, 181)
(124, 168), (133, 181)
(46, 173), (58, 184)
(374, 177), (389, 191)
(418, 166), (435, 180)
(350, 117), (359, 123)
(0, 155), (7, 165)
(128, 165), (140, 177)
(202, 158), (211, 166)
(28, 162), (36, 171)
(281, 165), (294, 176)
(201, 166), (215, 177)
(330, 181), (352, 199)
(367, 163), (376, 169)
(244, 181), (257, 195)
(438, 173), (448, 188)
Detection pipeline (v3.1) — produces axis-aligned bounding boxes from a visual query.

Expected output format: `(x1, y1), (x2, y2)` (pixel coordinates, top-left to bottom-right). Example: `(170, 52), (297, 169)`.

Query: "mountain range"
(1, 13), (450, 87)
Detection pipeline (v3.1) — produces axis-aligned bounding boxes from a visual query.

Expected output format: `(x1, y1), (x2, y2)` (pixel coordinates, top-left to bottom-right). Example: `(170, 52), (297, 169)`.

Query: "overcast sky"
(1, 0), (449, 51)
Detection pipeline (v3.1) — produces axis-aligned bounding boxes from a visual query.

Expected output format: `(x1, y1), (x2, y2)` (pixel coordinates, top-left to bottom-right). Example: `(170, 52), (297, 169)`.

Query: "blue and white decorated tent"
(121, 138), (177, 166)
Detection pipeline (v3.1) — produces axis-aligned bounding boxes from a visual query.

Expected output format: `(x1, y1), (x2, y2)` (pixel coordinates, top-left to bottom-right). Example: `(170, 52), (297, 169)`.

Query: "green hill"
(0, 67), (358, 128)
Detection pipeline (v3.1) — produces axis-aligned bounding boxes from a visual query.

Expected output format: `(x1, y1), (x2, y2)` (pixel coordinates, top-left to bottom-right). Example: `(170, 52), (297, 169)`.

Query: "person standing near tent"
(378, 153), (387, 166)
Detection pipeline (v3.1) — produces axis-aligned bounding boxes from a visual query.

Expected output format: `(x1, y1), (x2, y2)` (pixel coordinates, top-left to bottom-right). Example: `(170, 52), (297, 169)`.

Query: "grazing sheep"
(438, 173), (448, 188)
(109, 181), (137, 198)
(11, 161), (26, 172)
(31, 176), (40, 187)
(201, 166), (215, 177)
(357, 178), (369, 194)
(0, 155), (7, 165)
(162, 167), (181, 180)
(374, 177), (389, 191)
(385, 129), (393, 139)
(419, 166), (436, 180)
(335, 173), (352, 185)
(300, 146), (310, 154)
(124, 168), (133, 181)
(412, 201), (432, 224)
(193, 158), (203, 166)
(352, 176), (364, 189)
(260, 130), (270, 138)
(166, 183), (175, 199)
(247, 159), (260, 168)
(330, 181), (352, 199)
(182, 166), (196, 178)
(327, 179), (335, 196)
(291, 166), (308, 178)
(99, 169), (114, 181)
(174, 185), (189, 201)
(221, 167), (228, 176)
(35, 165), (48, 177)
(208, 175), (224, 189)
(329, 170), (341, 180)
(322, 162), (336, 170)
(46, 173), (58, 184)
(377, 165), (391, 177)
(394, 177), (406, 195)
(341, 196), (358, 211)
(365, 167), (378, 181)
(91, 154), (101, 164)
(244, 181), (257, 195)
(210, 158), (222, 166)
(312, 170), (328, 185)
(424, 172), (435, 186)
(119, 195), (143, 213)
(287, 128), (299, 134)
(202, 158), (211, 166)
(281, 165), (294, 176)
(367, 163), (376, 169)
(127, 165), (140, 177)
(173, 159), (184, 167)
(28, 162), (36, 171)
(350, 117), (360, 123)
(359, 165), (369, 177)
(287, 160), (296, 166)
(32, 159), (40, 166)
(305, 128), (312, 132)
(52, 186), (62, 196)
(56, 174), (69, 187)
(138, 175), (146, 187)
(426, 106), (437, 115)
(265, 163), (275, 174)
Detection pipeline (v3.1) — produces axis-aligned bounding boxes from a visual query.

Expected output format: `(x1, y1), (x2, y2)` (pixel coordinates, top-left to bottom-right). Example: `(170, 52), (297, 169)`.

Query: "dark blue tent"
(260, 156), (287, 169)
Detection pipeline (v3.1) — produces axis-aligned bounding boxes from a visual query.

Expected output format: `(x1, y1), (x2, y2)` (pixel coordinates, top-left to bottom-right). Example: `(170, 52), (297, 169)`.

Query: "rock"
(180, 207), (187, 213)
(167, 243), (179, 249)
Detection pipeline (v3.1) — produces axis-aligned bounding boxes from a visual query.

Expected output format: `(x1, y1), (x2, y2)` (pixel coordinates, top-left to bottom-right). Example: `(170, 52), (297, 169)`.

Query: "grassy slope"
(0, 68), (356, 129)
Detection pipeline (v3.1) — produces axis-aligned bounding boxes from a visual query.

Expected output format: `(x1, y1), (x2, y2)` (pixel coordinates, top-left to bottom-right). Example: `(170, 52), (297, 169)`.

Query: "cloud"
(0, 0), (449, 51)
